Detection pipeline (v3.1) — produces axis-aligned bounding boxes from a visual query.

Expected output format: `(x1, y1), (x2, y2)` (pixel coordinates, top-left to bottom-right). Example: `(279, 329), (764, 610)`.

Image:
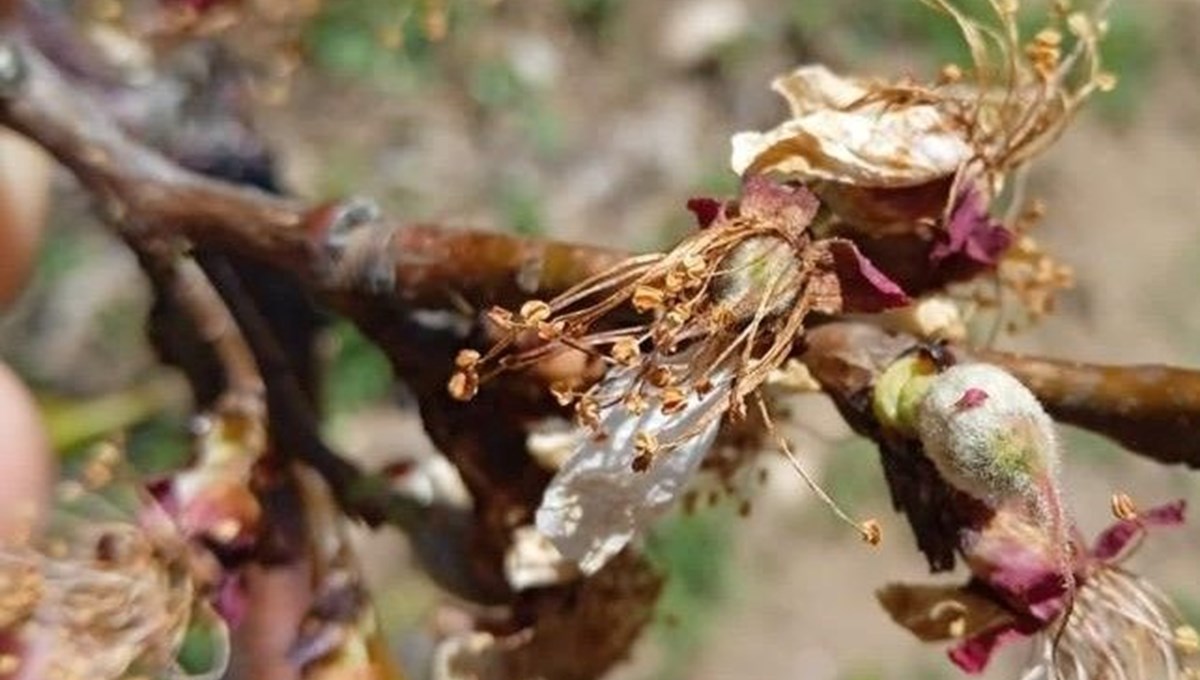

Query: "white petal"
(731, 64), (971, 187)
(535, 368), (729, 575)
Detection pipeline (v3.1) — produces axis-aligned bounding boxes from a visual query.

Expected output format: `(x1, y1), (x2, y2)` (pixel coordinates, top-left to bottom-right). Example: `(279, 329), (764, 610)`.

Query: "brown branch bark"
(962, 349), (1200, 469)
(0, 33), (624, 313)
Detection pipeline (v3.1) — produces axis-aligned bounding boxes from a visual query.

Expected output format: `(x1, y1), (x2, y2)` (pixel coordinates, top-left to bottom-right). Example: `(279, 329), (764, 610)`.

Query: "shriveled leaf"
(535, 368), (730, 575)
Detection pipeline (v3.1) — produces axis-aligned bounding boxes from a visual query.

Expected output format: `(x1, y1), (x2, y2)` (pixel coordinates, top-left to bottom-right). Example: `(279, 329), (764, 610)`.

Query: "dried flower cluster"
(450, 175), (910, 572)
(0, 443), (229, 680)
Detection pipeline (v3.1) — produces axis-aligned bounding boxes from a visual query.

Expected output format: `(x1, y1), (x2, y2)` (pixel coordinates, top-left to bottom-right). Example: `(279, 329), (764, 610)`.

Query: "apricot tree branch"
(0, 32), (624, 313)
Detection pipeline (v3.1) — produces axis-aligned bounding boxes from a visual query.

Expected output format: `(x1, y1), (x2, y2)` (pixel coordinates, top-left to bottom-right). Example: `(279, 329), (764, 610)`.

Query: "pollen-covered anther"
(705, 304), (735, 332)
(610, 337), (641, 366)
(623, 391), (648, 415)
(660, 387), (687, 415)
(1176, 625), (1200, 655)
(1025, 29), (1063, 79)
(648, 365), (675, 388)
(549, 381), (577, 406)
(574, 396), (601, 430)
(664, 269), (687, 294)
(455, 349), (481, 370)
(860, 519), (883, 546)
(520, 300), (552, 325)
(486, 306), (516, 330)
(632, 285), (666, 313)
(632, 431), (659, 472)
(938, 63), (964, 85)
(682, 254), (706, 278)
(1111, 492), (1139, 521)
(447, 370), (478, 401)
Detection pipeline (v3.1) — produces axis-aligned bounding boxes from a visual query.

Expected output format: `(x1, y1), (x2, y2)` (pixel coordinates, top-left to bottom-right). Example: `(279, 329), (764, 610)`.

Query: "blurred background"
(1, 0), (1198, 678)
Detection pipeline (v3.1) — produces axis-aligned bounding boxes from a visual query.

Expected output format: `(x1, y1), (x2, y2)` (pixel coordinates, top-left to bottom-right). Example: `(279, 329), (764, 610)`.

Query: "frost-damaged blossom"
(152, 396), (266, 551)
(732, 0), (1113, 283)
(451, 176), (909, 573)
(0, 443), (230, 680)
(873, 361), (1198, 678)
(879, 500), (1197, 679)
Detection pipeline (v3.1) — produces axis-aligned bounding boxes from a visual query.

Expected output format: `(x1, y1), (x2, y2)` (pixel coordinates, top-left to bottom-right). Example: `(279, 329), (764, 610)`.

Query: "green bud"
(915, 363), (1059, 510)
(872, 354), (938, 436)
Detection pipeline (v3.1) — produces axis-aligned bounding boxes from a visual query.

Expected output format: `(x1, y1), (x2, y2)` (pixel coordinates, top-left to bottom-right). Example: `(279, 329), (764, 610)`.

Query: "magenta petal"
(1144, 499), (1187, 526)
(686, 197), (723, 228)
(1091, 521), (1142, 562)
(216, 573), (249, 628)
(931, 185), (1012, 267)
(1092, 499), (1187, 562)
(948, 623), (1026, 674)
(825, 239), (911, 312)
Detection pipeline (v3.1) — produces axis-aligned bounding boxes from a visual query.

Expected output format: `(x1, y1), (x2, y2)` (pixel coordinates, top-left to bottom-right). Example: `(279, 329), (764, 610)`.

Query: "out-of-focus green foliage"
(644, 507), (733, 680)
(322, 320), (394, 417)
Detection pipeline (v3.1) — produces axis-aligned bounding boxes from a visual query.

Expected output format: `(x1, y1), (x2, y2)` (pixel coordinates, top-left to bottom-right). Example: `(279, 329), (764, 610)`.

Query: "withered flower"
(880, 500), (1196, 679)
(732, 1), (1115, 213)
(452, 176), (909, 573)
(0, 443), (230, 680)
(731, 0), (1110, 316)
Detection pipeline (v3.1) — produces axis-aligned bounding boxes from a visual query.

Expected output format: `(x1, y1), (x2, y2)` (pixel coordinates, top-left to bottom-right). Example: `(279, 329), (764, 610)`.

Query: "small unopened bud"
(917, 364), (1060, 513)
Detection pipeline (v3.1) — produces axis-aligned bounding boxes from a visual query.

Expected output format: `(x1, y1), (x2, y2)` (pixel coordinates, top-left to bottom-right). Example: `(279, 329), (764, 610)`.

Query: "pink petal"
(1092, 499), (1187, 562)
(824, 239), (911, 312)
(216, 574), (249, 628)
(954, 388), (989, 410)
(948, 623), (1026, 674)
(685, 197), (723, 228)
(930, 185), (1012, 268)
(1144, 499), (1187, 525)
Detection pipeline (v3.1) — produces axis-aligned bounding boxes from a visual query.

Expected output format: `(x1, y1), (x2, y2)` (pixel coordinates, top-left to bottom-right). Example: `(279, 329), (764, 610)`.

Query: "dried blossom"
(451, 176), (909, 573)
(0, 443), (230, 680)
(880, 500), (1196, 679)
(154, 398), (266, 550)
(730, 0), (1113, 319)
(733, 1), (1115, 197)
